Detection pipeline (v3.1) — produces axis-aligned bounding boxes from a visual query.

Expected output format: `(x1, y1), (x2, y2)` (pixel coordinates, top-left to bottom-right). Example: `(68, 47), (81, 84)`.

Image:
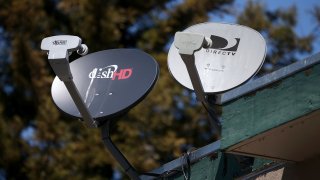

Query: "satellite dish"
(168, 22), (266, 93)
(51, 49), (159, 121)
(42, 35), (160, 180)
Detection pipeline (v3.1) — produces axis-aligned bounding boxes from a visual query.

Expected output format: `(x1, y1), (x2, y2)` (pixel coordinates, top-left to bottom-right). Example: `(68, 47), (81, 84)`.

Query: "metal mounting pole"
(101, 121), (141, 180)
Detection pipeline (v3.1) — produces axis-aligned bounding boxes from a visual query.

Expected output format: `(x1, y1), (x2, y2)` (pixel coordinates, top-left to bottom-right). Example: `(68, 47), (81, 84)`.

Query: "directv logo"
(205, 35), (240, 56)
(89, 65), (132, 80)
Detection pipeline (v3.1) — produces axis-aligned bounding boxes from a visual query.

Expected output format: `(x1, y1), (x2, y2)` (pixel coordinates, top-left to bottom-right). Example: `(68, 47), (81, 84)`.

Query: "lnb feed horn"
(174, 32), (212, 55)
(41, 35), (96, 128)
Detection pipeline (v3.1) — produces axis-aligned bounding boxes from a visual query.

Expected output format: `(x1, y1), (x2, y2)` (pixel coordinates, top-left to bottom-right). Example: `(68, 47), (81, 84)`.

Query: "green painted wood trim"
(221, 63), (320, 149)
(252, 158), (273, 171)
(214, 153), (242, 180)
(167, 155), (221, 180)
(217, 53), (320, 104)
(147, 54), (320, 180)
(168, 152), (245, 180)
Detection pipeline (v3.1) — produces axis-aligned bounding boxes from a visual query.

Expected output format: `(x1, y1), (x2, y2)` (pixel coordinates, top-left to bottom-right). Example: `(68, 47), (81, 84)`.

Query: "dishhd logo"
(52, 40), (67, 45)
(88, 65), (132, 80)
(205, 35), (240, 56)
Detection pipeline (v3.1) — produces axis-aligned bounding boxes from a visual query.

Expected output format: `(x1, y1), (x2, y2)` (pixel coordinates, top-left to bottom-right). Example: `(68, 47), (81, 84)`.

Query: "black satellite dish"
(41, 35), (159, 180)
(51, 49), (159, 122)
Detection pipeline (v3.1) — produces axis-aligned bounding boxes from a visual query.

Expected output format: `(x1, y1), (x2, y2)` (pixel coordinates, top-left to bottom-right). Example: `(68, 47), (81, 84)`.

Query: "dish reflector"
(168, 22), (266, 93)
(51, 49), (159, 121)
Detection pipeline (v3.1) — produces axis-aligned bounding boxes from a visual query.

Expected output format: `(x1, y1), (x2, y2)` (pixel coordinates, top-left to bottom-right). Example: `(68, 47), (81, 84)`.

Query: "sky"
(256, 0), (318, 38)
(215, 0), (320, 55)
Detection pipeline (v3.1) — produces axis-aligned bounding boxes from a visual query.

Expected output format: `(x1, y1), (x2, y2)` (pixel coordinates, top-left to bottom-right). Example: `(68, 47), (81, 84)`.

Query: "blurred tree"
(0, 0), (318, 179)
(0, 0), (233, 179)
(237, 0), (314, 74)
(311, 5), (320, 38)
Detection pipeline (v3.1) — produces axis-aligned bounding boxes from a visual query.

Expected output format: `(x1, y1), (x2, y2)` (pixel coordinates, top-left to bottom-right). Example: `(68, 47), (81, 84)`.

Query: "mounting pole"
(174, 32), (221, 137)
(101, 121), (141, 180)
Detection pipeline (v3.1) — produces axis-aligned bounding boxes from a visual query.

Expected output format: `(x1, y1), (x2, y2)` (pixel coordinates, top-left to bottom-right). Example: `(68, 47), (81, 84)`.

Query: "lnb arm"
(41, 35), (96, 128)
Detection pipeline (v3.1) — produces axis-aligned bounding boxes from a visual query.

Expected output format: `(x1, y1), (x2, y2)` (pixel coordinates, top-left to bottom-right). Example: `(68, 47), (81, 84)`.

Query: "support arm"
(101, 121), (141, 180)
(174, 32), (221, 137)
(41, 35), (96, 128)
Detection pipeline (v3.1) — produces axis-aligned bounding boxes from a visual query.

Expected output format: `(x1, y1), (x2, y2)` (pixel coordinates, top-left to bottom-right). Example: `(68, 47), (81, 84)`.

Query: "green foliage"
(311, 5), (320, 35)
(0, 0), (317, 179)
(238, 0), (314, 73)
(0, 0), (233, 179)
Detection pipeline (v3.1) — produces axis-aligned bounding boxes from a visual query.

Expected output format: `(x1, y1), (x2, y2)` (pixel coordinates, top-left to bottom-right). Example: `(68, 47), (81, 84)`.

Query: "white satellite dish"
(168, 22), (267, 137)
(168, 22), (266, 93)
